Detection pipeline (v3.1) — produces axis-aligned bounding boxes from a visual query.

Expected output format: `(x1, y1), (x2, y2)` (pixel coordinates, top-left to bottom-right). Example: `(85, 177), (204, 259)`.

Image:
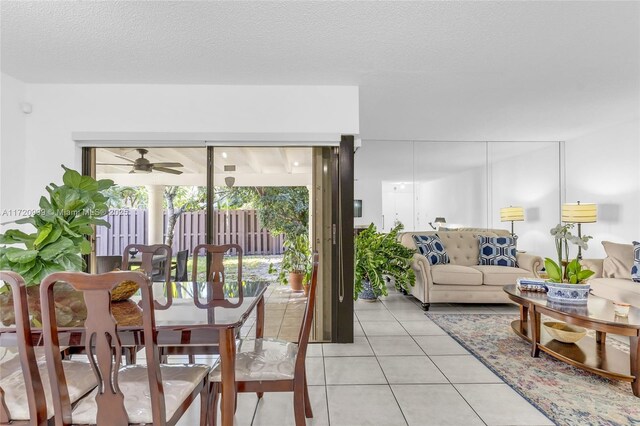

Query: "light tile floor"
(174, 288), (555, 425)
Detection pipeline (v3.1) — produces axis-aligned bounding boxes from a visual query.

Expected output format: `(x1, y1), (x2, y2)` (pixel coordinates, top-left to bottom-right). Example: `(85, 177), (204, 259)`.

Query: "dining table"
(0, 279), (268, 426)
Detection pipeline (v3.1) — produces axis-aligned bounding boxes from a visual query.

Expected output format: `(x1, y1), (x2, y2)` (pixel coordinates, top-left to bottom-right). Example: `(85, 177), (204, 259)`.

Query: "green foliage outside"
(0, 166), (115, 287)
(354, 223), (416, 299)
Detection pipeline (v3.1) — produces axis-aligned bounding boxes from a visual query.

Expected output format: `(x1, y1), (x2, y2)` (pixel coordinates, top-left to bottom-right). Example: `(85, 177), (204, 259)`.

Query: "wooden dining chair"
(192, 244), (242, 284)
(207, 253), (319, 426)
(0, 271), (46, 425)
(0, 271), (97, 425)
(40, 271), (211, 426)
(122, 243), (173, 284)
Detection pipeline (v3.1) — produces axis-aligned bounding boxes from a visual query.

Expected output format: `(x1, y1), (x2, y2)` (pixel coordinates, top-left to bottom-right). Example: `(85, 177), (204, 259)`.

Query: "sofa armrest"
(411, 253), (432, 284)
(580, 258), (603, 278)
(516, 253), (543, 277)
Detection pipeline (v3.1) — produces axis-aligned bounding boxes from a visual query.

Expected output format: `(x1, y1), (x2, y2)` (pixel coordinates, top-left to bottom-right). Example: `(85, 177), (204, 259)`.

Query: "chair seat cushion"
(431, 265), (483, 286)
(71, 364), (210, 424)
(209, 338), (299, 382)
(468, 265), (534, 286)
(0, 347), (97, 420)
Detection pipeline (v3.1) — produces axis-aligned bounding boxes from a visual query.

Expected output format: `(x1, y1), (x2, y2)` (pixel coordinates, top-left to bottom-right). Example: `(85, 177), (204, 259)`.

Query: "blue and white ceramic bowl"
(545, 282), (590, 305)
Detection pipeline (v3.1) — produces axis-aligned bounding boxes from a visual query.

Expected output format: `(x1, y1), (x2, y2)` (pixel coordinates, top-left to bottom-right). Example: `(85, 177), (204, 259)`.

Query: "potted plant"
(0, 165), (114, 288)
(354, 223), (416, 301)
(270, 233), (310, 292)
(543, 223), (595, 304)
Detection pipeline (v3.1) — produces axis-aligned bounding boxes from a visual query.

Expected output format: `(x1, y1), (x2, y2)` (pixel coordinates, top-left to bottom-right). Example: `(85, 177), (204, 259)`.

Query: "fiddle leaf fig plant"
(0, 165), (114, 287)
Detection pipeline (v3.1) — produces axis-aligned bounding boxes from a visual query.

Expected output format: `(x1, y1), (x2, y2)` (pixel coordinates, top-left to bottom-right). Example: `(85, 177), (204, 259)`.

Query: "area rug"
(427, 313), (640, 426)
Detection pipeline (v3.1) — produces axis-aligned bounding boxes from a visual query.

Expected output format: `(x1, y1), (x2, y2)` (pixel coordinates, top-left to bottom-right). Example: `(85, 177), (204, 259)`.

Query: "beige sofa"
(582, 241), (640, 306)
(399, 229), (543, 310)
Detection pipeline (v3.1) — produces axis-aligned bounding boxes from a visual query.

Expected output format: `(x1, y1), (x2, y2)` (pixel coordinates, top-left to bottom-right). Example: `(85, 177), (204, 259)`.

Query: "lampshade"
(354, 200), (363, 218)
(434, 217), (446, 224)
(500, 206), (524, 222)
(562, 202), (597, 223)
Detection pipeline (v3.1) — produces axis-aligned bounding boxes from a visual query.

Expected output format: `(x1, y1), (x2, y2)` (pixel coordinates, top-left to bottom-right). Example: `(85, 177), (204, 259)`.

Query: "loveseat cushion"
(589, 277), (640, 306)
(602, 241), (634, 279)
(431, 264), (483, 286)
(413, 234), (450, 265)
(469, 265), (534, 286)
(478, 236), (517, 267)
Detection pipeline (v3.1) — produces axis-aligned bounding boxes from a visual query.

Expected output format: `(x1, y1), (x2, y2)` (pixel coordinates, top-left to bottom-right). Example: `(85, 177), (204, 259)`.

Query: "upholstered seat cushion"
(431, 265), (483, 286)
(589, 277), (640, 306)
(469, 265), (534, 286)
(71, 364), (210, 424)
(0, 347), (97, 420)
(209, 338), (298, 382)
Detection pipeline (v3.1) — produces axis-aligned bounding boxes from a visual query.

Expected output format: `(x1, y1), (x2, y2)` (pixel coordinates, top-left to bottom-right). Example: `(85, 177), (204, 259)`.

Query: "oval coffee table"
(503, 284), (640, 397)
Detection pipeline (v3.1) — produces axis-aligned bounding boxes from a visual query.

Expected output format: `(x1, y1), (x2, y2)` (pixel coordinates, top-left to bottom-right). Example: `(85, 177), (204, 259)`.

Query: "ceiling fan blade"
(115, 155), (136, 163)
(154, 167), (183, 175)
(151, 162), (183, 168)
(96, 163), (131, 166)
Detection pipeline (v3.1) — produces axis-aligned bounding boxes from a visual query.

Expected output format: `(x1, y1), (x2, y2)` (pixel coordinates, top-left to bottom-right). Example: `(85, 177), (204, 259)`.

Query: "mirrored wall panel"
(354, 141), (561, 259)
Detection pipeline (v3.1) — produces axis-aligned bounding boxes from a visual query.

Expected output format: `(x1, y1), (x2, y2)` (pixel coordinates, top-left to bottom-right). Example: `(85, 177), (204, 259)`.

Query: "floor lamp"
(562, 201), (597, 260)
(500, 206), (524, 236)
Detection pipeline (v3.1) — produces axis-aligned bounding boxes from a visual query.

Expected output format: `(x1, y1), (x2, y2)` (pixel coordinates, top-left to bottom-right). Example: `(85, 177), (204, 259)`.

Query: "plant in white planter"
(544, 223), (595, 304)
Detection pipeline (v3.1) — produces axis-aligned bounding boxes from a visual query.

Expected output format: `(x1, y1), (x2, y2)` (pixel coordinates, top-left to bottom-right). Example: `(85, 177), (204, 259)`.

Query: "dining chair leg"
(303, 374), (313, 418)
(293, 379), (306, 426)
(199, 382), (210, 426)
(208, 382), (219, 426)
(189, 354), (196, 363)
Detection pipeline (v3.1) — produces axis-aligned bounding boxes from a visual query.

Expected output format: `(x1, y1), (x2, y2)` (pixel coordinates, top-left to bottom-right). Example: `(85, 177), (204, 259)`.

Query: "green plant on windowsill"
(354, 223), (416, 300)
(0, 165), (114, 289)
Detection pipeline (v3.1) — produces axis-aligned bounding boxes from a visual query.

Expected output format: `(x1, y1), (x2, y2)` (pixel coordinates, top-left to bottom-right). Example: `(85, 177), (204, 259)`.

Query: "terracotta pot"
(302, 284), (310, 297)
(289, 272), (304, 292)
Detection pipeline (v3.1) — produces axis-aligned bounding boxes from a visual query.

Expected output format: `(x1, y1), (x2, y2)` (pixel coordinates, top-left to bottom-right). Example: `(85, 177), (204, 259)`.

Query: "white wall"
(415, 167), (488, 230)
(488, 142), (560, 259)
(0, 73), (27, 220)
(565, 118), (640, 258)
(0, 79), (358, 219)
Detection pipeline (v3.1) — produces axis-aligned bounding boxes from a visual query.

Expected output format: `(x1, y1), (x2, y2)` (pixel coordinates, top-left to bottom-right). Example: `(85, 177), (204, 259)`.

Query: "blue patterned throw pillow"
(478, 236), (517, 267)
(413, 235), (450, 265)
(632, 241), (640, 283)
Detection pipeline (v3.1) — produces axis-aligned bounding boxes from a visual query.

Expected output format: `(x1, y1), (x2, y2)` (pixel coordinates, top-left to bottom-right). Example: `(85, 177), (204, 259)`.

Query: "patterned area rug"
(427, 313), (640, 426)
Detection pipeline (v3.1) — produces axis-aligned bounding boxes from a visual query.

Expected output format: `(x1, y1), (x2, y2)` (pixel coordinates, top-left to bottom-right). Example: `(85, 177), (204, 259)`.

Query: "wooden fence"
(95, 209), (284, 256)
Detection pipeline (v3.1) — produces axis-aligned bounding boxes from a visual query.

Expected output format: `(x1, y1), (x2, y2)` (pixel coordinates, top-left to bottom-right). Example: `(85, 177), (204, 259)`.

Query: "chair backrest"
(40, 271), (166, 425)
(192, 244), (242, 284)
(295, 252), (319, 371)
(174, 250), (189, 282)
(122, 243), (172, 284)
(0, 271), (46, 424)
(96, 256), (122, 274)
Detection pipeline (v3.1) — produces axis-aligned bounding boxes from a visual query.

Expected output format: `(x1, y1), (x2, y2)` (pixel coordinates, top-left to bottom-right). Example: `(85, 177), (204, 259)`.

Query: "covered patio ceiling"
(96, 146), (312, 187)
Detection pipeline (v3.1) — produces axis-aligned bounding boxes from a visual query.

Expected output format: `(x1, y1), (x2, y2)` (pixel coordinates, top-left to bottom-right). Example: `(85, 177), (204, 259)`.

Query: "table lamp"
(562, 201), (597, 260)
(428, 217), (446, 230)
(500, 206), (525, 236)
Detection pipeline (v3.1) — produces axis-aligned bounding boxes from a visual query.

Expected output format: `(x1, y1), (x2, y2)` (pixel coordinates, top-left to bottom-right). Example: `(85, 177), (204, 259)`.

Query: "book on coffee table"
(516, 277), (547, 292)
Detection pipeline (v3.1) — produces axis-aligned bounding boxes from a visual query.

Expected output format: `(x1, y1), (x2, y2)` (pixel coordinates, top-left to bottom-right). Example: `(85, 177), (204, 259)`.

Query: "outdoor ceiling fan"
(97, 148), (184, 175)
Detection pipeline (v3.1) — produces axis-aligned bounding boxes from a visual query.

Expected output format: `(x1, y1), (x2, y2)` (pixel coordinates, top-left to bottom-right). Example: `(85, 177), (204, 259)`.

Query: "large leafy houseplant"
(354, 223), (416, 299)
(0, 166), (114, 287)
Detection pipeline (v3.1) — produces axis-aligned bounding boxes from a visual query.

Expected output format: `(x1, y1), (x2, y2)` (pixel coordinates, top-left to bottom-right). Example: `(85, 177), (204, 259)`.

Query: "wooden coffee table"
(503, 284), (640, 397)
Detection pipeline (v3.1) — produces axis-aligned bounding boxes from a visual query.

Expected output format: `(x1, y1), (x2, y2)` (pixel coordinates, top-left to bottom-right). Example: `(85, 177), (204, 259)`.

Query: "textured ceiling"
(2, 1), (639, 140)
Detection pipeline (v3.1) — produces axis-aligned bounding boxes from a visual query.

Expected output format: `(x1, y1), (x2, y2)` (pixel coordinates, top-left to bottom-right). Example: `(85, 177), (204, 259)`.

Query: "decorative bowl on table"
(543, 321), (586, 343)
(111, 280), (139, 302)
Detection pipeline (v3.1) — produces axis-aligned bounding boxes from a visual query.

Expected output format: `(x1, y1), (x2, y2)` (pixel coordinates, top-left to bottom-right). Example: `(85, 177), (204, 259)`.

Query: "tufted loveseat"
(398, 230), (543, 310)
